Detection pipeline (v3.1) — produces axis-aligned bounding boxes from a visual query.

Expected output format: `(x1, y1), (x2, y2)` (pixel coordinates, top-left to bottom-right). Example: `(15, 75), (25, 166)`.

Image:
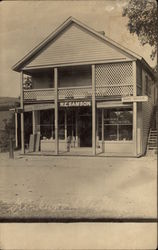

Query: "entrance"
(78, 107), (92, 147)
(58, 106), (92, 148)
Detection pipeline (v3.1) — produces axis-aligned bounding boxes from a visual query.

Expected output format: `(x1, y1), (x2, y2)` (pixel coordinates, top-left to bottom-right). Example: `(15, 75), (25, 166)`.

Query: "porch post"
(102, 108), (104, 153)
(133, 61), (137, 156)
(92, 64), (96, 155)
(32, 111), (36, 134)
(65, 109), (67, 141)
(96, 111), (99, 147)
(75, 109), (79, 147)
(54, 67), (59, 155)
(15, 112), (18, 148)
(21, 113), (25, 154)
(20, 71), (25, 154)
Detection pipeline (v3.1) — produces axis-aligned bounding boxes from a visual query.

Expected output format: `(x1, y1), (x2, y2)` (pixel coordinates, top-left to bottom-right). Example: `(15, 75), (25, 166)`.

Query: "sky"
(0, 0), (156, 97)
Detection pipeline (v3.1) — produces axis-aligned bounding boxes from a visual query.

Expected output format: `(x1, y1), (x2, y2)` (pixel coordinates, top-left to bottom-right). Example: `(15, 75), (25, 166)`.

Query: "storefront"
(12, 17), (156, 157)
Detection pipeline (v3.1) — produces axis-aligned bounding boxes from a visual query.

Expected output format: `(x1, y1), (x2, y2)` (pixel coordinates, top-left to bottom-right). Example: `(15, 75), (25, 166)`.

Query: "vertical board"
(28, 134), (36, 152)
(35, 132), (40, 152)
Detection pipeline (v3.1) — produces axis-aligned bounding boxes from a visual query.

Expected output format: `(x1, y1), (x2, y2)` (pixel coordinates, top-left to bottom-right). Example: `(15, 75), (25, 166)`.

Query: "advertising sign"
(60, 101), (91, 107)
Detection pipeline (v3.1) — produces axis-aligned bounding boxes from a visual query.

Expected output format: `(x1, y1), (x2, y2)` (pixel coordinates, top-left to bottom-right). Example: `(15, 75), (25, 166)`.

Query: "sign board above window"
(122, 96), (148, 103)
(59, 101), (91, 107)
(24, 103), (55, 112)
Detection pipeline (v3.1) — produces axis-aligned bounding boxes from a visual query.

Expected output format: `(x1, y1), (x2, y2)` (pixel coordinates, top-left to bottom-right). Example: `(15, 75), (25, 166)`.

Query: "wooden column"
(133, 61), (137, 156)
(54, 68), (59, 155)
(102, 108), (104, 153)
(15, 112), (18, 148)
(92, 65), (96, 155)
(21, 112), (25, 154)
(75, 109), (78, 147)
(65, 109), (67, 141)
(96, 111), (99, 147)
(20, 72), (25, 154)
(32, 111), (36, 135)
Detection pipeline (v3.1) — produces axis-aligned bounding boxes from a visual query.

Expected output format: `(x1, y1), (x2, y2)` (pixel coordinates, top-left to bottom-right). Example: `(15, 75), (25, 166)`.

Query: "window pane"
(119, 125), (132, 141)
(104, 125), (117, 141)
(118, 110), (133, 124)
(104, 110), (118, 124)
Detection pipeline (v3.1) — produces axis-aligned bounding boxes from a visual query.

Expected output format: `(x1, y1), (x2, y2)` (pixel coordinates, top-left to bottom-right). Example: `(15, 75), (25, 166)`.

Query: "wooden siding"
(25, 23), (131, 69)
(141, 69), (154, 154)
(142, 98), (153, 154)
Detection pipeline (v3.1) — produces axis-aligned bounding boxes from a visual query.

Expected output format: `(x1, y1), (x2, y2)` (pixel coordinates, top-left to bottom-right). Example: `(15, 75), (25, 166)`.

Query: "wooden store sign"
(122, 96), (148, 103)
(60, 101), (91, 107)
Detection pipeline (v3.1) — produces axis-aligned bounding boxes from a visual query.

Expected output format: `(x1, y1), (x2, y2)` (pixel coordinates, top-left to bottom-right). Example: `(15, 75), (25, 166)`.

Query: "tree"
(122, 0), (157, 61)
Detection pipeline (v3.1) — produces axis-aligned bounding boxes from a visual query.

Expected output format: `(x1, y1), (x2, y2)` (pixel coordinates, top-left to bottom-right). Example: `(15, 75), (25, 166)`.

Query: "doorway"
(78, 107), (92, 147)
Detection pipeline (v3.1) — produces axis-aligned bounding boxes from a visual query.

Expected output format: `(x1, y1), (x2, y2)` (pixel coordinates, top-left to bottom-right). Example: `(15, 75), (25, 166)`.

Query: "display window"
(98, 108), (133, 141)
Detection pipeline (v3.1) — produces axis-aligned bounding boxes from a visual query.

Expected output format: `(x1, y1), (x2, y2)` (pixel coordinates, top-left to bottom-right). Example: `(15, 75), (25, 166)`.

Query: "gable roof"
(12, 16), (154, 76)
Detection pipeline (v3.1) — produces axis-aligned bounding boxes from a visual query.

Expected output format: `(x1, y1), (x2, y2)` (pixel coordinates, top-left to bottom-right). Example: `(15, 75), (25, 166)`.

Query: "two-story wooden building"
(12, 17), (157, 156)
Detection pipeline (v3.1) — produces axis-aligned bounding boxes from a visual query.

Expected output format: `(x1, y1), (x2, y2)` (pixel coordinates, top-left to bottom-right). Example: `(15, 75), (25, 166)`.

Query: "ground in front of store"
(0, 151), (157, 220)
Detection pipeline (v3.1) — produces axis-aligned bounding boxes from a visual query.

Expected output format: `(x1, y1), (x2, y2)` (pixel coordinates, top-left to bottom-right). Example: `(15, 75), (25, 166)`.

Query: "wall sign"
(60, 101), (91, 107)
(122, 96), (148, 103)
(24, 103), (55, 112)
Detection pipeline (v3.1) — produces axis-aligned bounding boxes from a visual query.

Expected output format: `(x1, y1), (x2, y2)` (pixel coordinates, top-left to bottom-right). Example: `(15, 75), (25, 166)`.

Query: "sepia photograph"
(0, 0), (157, 249)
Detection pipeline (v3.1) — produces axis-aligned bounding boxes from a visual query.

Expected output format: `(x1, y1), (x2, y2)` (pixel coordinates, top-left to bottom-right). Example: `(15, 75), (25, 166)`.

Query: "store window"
(40, 110), (54, 139)
(98, 108), (133, 141)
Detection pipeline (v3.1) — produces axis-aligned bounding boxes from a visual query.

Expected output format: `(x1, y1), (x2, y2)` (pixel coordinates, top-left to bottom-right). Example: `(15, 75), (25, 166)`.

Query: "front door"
(79, 107), (92, 147)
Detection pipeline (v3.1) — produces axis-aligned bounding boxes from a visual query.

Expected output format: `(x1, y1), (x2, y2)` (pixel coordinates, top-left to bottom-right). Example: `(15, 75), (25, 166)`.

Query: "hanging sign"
(60, 101), (91, 107)
(122, 96), (148, 103)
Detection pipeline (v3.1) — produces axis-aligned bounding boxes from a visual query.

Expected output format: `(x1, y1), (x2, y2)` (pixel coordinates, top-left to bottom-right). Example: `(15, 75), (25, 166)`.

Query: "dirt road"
(0, 152), (157, 219)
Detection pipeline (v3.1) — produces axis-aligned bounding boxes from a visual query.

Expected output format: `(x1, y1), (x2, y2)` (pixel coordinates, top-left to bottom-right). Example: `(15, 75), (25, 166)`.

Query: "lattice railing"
(24, 88), (55, 101)
(95, 62), (133, 96)
(96, 85), (133, 97)
(58, 86), (92, 100)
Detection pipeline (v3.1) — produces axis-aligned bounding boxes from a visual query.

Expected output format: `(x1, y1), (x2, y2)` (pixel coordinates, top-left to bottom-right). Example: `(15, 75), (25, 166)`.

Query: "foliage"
(23, 76), (32, 89)
(122, 0), (157, 60)
(0, 117), (15, 151)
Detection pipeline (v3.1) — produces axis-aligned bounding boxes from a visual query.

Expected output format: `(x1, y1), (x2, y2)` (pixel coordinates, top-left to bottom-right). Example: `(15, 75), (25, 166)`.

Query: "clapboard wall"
(141, 69), (154, 154)
(25, 23), (131, 69)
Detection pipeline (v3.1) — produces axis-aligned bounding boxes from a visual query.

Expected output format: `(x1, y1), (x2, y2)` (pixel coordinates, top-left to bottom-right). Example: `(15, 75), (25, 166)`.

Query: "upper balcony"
(23, 62), (134, 103)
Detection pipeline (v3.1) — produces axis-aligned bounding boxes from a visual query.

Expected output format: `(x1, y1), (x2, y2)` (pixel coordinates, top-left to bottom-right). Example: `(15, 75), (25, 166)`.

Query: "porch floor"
(25, 147), (135, 157)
